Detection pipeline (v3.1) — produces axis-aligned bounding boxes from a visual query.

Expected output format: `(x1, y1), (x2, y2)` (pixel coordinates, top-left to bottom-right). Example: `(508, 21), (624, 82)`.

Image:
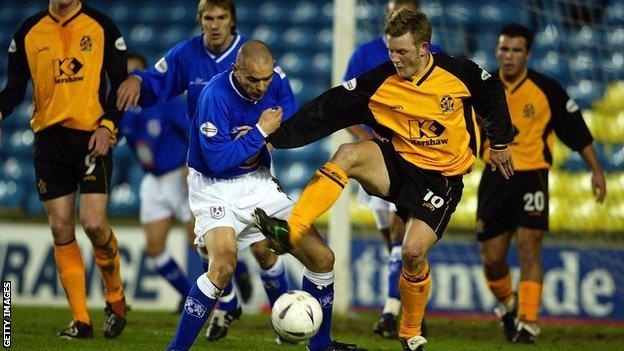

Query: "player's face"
(200, 6), (235, 51)
(387, 32), (425, 78)
(233, 61), (274, 101)
(496, 35), (531, 81)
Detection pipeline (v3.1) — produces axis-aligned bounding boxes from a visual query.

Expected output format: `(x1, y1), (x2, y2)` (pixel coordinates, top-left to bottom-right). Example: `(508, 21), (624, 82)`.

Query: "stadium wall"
(1, 224), (622, 321)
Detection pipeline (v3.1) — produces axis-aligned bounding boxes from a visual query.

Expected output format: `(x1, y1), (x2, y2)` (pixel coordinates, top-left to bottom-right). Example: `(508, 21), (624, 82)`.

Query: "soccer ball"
(271, 290), (323, 342)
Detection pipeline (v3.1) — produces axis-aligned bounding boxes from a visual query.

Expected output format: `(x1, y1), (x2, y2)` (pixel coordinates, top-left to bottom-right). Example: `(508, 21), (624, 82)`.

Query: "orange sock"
(288, 162), (348, 244)
(54, 240), (90, 324)
(398, 263), (431, 339)
(486, 271), (514, 306)
(518, 280), (542, 322)
(93, 231), (125, 310)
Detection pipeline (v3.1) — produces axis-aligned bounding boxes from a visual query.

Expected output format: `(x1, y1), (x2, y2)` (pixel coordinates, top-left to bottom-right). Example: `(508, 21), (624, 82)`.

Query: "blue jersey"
(120, 96), (189, 176)
(343, 36), (443, 80)
(134, 34), (292, 119)
(188, 70), (297, 179)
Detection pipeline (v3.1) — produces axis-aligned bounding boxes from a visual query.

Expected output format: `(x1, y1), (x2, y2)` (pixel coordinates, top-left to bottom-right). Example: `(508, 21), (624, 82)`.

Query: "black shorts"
(370, 138), (464, 238)
(476, 167), (549, 241)
(34, 125), (113, 201)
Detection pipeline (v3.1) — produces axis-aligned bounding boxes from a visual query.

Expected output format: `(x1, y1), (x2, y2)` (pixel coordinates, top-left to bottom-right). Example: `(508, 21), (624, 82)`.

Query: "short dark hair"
(127, 52), (148, 69)
(384, 7), (431, 45)
(197, 0), (237, 34)
(499, 24), (534, 51)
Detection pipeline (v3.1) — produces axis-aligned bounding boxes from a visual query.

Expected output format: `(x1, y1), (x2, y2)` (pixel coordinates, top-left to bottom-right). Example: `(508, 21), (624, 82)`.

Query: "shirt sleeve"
(549, 84), (593, 151)
(267, 63), (390, 149)
(100, 17), (128, 132)
(134, 43), (188, 108)
(197, 92), (267, 173)
(0, 24), (31, 120)
(456, 57), (514, 146)
(343, 49), (363, 82)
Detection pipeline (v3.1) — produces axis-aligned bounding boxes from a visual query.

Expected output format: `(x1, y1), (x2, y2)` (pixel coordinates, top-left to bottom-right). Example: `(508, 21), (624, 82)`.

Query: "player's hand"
(89, 127), (112, 157)
(591, 170), (606, 203)
(234, 125), (253, 140)
(490, 146), (514, 179)
(258, 107), (283, 135)
(116, 75), (142, 111)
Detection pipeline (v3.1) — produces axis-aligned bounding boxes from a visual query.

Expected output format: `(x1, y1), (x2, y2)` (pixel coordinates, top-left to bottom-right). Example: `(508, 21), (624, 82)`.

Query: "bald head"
(236, 40), (274, 67)
(233, 40), (276, 100)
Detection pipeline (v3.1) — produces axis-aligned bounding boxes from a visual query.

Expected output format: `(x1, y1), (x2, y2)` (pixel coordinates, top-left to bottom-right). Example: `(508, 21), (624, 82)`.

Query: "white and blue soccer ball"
(271, 290), (323, 342)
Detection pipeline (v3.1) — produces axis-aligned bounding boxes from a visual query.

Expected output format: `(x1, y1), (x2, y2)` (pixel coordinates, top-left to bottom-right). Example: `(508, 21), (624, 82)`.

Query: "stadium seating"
(0, 0), (622, 233)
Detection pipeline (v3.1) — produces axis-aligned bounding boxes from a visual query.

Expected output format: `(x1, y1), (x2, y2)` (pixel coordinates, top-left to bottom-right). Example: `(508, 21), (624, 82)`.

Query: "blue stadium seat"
(2, 102), (33, 130)
(435, 30), (467, 56)
(473, 30), (498, 55)
(108, 3), (133, 23)
(0, 179), (25, 212)
(279, 52), (310, 75)
(533, 50), (569, 85)
(258, 2), (287, 23)
(442, 2), (478, 27)
(2, 157), (34, 186)
(605, 27), (624, 50)
(162, 26), (186, 47)
(318, 1), (333, 24)
(108, 183), (140, 216)
(606, 144), (624, 171)
(0, 6), (17, 24)
(604, 2), (624, 25)
(281, 27), (315, 50)
(129, 24), (155, 45)
(477, 2), (531, 29)
(252, 25), (279, 47)
(315, 28), (333, 51)
(167, 4), (196, 23)
(566, 26), (603, 50)
(6, 129), (34, 157)
(567, 79), (603, 109)
(568, 50), (600, 80)
(533, 24), (565, 53)
(290, 1), (318, 23)
(273, 161), (315, 194)
(471, 50), (496, 73)
(25, 191), (44, 216)
(420, 1), (444, 26)
(311, 53), (331, 75)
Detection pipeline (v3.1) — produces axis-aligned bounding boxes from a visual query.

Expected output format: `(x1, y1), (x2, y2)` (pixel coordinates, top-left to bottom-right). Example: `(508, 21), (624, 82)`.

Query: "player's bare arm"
(89, 127), (112, 157)
(258, 106), (282, 135)
(580, 144), (607, 203)
(489, 145), (514, 179)
(116, 75), (142, 111)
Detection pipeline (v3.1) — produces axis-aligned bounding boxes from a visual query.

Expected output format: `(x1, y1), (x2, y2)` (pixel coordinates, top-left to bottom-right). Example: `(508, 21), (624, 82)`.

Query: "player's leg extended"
(374, 211), (404, 339)
(289, 226), (365, 351)
(513, 227), (544, 343)
(46, 193), (93, 338)
(250, 240), (288, 306)
(81, 193), (127, 338)
(398, 218), (436, 350)
(144, 217), (191, 298)
(169, 227), (237, 351)
(287, 140), (388, 246)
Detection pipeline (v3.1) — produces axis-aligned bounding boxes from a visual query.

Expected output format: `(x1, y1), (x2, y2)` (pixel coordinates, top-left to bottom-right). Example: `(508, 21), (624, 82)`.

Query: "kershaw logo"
(53, 58), (84, 84)
(409, 120), (447, 146)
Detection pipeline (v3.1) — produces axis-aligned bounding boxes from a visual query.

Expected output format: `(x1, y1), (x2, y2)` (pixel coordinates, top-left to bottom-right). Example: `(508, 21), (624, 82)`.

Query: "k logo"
(53, 58), (83, 77)
(410, 120), (446, 139)
(440, 94), (454, 113)
(80, 35), (92, 51)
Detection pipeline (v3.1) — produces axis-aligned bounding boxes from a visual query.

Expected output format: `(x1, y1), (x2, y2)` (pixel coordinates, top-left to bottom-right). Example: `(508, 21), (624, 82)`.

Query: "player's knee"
(333, 143), (362, 172)
(250, 241), (277, 269)
(81, 219), (107, 240)
(316, 246), (335, 272)
(402, 246), (427, 270)
(209, 259), (237, 284)
(49, 218), (74, 243)
(145, 243), (165, 257)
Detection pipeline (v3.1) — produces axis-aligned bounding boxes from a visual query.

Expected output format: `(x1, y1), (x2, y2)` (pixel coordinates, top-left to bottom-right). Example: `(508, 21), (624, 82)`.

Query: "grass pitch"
(8, 306), (624, 350)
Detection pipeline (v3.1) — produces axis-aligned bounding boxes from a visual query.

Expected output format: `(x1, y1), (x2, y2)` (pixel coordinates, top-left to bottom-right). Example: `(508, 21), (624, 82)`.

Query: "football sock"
(289, 162), (348, 245)
(260, 255), (288, 306)
(54, 239), (90, 324)
(398, 263), (431, 338)
(486, 271), (514, 306)
(518, 280), (542, 323)
(92, 231), (125, 305)
(147, 251), (191, 297)
(168, 274), (222, 351)
(216, 280), (239, 311)
(387, 244), (402, 301)
(302, 269), (335, 351)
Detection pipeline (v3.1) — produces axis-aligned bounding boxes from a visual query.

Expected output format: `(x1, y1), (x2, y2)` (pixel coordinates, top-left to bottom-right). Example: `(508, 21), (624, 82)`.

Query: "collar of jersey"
(409, 52), (434, 84)
(229, 71), (258, 103)
(48, 1), (82, 25)
(204, 34), (242, 64)
(499, 67), (528, 93)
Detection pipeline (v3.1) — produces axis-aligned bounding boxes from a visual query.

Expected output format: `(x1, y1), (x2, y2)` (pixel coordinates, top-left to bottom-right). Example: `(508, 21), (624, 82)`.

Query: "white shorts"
(357, 184), (396, 230)
(188, 166), (294, 251)
(139, 167), (192, 224)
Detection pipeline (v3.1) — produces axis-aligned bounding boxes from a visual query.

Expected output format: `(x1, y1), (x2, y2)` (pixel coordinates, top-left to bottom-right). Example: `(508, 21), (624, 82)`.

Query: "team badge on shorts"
(210, 206), (225, 219)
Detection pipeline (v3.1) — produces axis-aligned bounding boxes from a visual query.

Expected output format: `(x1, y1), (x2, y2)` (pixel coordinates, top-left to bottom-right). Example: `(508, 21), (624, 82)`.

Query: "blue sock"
(149, 251), (191, 297)
(260, 256), (288, 306)
(168, 275), (222, 351)
(302, 269), (335, 351)
(217, 280), (239, 311)
(235, 260), (249, 276)
(388, 244), (402, 300)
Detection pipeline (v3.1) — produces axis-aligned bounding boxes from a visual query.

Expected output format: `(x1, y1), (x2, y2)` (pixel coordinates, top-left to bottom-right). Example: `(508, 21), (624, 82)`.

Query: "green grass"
(8, 306), (624, 350)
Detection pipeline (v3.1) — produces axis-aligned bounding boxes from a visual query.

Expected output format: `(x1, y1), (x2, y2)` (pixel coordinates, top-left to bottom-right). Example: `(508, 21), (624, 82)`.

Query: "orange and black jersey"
(268, 53), (514, 176)
(0, 2), (127, 133)
(481, 69), (593, 171)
